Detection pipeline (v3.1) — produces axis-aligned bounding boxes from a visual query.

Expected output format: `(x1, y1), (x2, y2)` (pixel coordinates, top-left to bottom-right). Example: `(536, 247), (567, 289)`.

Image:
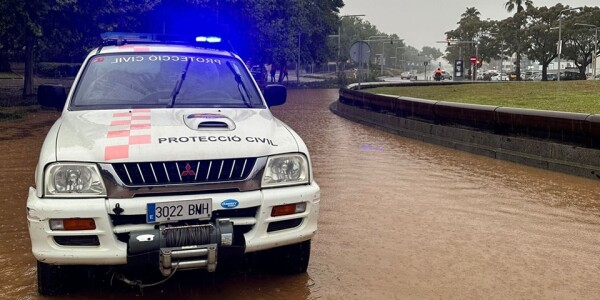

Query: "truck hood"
(55, 108), (299, 162)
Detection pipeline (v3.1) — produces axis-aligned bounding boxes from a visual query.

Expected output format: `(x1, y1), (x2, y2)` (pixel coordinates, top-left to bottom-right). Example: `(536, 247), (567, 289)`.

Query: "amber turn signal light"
(50, 218), (96, 230)
(271, 203), (306, 217)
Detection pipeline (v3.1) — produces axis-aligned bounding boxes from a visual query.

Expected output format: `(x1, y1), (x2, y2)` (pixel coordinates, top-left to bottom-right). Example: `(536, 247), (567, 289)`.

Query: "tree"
(421, 46), (443, 61)
(561, 6), (600, 76)
(2, 0), (160, 97)
(1, 0), (345, 96)
(505, 0), (533, 14)
(445, 7), (489, 78)
(222, 1), (342, 67)
(504, 0), (534, 80)
(0, 0), (23, 72)
(523, 5), (563, 80)
(338, 16), (380, 63)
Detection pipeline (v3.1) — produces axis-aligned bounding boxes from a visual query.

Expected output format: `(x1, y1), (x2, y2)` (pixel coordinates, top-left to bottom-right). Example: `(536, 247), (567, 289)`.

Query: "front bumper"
(27, 182), (320, 266)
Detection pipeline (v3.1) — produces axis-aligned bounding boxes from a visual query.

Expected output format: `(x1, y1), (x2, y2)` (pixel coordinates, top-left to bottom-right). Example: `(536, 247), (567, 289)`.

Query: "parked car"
(560, 71), (586, 80)
(490, 73), (509, 81)
(250, 64), (267, 83)
(441, 70), (452, 80)
(400, 71), (417, 80)
(524, 71), (538, 81)
(509, 71), (525, 81)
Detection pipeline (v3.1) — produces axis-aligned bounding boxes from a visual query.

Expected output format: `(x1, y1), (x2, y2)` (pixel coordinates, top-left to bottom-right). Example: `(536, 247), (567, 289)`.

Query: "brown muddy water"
(1, 89), (599, 299)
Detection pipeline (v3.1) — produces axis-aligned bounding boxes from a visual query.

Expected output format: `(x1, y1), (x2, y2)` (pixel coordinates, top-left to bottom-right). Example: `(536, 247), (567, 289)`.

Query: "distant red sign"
(469, 55), (477, 62)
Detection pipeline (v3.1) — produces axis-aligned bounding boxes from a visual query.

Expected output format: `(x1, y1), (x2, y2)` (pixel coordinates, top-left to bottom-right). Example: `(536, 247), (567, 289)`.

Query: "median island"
(334, 81), (600, 180)
(367, 81), (600, 114)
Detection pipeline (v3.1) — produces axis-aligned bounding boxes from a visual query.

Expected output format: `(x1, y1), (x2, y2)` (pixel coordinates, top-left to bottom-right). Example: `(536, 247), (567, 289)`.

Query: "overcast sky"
(340, 0), (599, 50)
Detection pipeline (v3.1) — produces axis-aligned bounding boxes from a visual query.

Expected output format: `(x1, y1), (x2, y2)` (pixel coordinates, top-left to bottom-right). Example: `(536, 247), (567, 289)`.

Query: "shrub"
(36, 62), (81, 78)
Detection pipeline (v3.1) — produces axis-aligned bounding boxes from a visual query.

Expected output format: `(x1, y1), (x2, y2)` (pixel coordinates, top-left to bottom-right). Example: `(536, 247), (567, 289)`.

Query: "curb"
(331, 95), (600, 181)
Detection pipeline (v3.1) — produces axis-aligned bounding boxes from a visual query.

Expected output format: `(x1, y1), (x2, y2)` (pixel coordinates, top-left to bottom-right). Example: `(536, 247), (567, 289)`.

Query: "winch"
(128, 219), (233, 276)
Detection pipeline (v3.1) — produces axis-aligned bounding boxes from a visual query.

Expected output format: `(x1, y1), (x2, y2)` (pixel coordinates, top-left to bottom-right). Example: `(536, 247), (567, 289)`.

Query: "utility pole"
(557, 7), (582, 82)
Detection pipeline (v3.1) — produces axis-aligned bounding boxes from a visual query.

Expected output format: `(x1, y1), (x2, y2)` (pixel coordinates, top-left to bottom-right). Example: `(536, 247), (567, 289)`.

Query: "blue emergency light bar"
(101, 32), (227, 48)
(101, 32), (158, 43)
(195, 36), (222, 43)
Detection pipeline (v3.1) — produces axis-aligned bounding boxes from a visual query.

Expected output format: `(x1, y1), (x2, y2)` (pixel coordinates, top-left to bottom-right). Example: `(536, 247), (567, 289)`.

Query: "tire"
(272, 240), (311, 275)
(37, 261), (74, 296)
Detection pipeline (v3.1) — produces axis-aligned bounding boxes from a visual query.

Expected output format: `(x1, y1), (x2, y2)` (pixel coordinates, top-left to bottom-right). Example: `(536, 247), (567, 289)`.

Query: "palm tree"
(505, 0), (533, 14)
(461, 7), (481, 19)
(504, 0), (534, 80)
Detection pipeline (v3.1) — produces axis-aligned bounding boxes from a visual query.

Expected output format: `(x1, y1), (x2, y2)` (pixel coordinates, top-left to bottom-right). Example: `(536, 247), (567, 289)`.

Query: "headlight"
(261, 154), (310, 188)
(44, 163), (106, 197)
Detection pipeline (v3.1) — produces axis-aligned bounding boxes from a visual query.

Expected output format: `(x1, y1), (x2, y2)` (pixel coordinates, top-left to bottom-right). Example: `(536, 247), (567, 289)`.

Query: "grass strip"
(367, 81), (600, 114)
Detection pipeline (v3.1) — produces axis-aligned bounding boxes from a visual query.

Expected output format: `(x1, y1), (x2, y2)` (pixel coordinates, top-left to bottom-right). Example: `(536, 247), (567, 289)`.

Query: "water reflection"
(0, 91), (599, 299)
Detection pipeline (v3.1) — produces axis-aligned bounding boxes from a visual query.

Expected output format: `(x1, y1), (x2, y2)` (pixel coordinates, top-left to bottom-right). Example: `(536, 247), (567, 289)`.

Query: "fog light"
(50, 218), (96, 230)
(271, 203), (306, 217)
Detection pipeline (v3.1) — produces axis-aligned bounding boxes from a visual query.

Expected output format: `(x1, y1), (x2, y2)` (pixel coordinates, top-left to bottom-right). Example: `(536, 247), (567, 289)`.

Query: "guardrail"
(334, 81), (600, 180)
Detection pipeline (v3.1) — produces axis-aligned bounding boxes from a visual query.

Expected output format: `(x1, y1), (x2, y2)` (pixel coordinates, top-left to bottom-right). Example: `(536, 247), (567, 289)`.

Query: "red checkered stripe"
(118, 45), (150, 52)
(104, 109), (152, 161)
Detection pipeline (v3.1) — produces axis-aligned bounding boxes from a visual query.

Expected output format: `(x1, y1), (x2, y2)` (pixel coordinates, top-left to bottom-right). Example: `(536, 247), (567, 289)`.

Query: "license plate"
(146, 199), (212, 223)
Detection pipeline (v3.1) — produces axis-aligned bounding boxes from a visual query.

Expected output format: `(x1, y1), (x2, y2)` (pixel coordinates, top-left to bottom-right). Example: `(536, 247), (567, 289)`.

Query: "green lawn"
(0, 72), (22, 79)
(368, 81), (600, 114)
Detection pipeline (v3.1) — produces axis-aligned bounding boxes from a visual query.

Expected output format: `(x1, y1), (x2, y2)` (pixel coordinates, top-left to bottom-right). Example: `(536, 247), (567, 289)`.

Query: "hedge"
(36, 62), (81, 78)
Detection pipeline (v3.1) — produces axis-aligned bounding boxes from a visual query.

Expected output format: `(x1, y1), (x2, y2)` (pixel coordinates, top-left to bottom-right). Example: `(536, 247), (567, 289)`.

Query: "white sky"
(340, 0), (599, 50)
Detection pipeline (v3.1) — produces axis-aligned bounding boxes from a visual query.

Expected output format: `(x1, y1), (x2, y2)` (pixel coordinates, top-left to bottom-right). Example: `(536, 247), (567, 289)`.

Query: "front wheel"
(272, 240), (311, 274)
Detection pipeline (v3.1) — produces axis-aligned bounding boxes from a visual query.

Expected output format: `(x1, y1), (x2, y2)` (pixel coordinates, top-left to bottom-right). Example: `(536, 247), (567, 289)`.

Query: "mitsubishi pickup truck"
(27, 33), (320, 295)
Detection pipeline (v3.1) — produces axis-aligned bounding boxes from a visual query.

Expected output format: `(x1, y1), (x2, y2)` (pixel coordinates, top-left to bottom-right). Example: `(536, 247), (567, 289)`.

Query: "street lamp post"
(365, 35), (388, 77)
(488, 33), (505, 80)
(557, 7), (582, 82)
(379, 40), (403, 75)
(575, 23), (598, 80)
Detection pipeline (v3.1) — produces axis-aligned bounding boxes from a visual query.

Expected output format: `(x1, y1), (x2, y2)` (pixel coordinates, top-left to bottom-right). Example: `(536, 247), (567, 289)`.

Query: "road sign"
(349, 41), (371, 64)
(454, 60), (464, 81)
(469, 55), (477, 63)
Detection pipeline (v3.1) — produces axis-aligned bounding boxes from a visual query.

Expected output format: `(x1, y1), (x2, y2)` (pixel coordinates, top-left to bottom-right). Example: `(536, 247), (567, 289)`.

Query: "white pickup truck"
(27, 33), (320, 295)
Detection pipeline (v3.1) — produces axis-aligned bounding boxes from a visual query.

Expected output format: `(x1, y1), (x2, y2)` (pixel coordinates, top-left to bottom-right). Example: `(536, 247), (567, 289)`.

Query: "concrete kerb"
(331, 82), (600, 181)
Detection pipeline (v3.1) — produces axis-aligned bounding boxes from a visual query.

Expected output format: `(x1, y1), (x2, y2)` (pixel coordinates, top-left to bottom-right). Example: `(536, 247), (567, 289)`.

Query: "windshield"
(71, 53), (264, 109)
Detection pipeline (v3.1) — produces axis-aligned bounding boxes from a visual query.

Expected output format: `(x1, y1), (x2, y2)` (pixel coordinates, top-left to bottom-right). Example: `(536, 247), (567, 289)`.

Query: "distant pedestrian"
(282, 66), (289, 82)
(270, 65), (276, 82)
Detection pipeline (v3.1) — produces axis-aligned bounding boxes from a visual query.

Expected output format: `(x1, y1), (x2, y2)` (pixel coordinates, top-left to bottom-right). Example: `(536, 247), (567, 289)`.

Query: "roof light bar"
(196, 36), (222, 43)
(99, 32), (229, 50)
(101, 32), (157, 42)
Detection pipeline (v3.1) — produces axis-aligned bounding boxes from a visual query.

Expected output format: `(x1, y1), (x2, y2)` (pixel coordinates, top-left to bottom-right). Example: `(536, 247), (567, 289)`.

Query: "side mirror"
(263, 84), (286, 107)
(38, 84), (67, 111)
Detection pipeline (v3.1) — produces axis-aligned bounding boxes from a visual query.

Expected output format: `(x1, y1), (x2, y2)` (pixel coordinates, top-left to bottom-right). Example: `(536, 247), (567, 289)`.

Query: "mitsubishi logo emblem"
(181, 163), (196, 177)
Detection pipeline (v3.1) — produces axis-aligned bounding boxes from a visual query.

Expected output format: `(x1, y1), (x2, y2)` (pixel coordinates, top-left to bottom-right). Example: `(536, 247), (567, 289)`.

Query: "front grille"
(112, 158), (257, 186)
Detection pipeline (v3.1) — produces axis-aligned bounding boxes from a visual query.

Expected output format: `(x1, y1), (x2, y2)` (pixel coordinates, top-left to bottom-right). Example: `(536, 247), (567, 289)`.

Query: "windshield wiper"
(168, 59), (192, 108)
(226, 61), (252, 108)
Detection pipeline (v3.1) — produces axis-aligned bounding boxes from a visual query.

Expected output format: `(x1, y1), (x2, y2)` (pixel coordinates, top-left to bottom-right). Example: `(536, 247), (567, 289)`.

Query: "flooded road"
(1, 89), (599, 299)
